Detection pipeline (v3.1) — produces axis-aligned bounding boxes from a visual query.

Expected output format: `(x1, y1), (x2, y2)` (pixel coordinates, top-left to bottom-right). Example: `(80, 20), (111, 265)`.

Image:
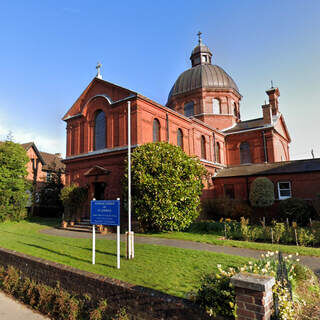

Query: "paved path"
(0, 291), (48, 320)
(41, 228), (320, 276)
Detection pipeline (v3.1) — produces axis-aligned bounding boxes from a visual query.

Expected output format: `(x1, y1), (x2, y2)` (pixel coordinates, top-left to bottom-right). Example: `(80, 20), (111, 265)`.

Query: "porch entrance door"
(94, 182), (105, 200)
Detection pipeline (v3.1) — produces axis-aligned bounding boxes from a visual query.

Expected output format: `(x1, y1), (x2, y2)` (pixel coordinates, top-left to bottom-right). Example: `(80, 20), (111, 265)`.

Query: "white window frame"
(277, 181), (292, 200)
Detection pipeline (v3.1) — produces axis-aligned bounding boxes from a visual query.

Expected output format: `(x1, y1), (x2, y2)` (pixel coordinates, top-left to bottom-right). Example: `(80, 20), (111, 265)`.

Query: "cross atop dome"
(197, 31), (202, 45)
(96, 62), (102, 79)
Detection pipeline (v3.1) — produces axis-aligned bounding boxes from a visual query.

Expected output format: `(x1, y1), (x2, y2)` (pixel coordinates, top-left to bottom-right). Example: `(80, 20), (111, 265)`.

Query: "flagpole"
(127, 100), (134, 259)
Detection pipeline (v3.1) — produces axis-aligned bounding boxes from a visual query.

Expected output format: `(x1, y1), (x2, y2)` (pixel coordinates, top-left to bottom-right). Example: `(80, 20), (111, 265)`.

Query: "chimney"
(262, 103), (272, 125)
(266, 87), (280, 115)
(55, 153), (62, 158)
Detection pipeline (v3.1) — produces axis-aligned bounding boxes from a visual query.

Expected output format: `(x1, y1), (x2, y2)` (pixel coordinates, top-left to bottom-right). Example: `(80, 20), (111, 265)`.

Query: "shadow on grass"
(19, 242), (120, 268)
(0, 229), (56, 243)
(19, 241), (124, 268)
(26, 217), (60, 228)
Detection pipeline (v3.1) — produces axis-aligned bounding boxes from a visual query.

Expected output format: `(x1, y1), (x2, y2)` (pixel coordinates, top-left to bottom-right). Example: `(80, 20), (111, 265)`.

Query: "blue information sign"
(90, 200), (120, 226)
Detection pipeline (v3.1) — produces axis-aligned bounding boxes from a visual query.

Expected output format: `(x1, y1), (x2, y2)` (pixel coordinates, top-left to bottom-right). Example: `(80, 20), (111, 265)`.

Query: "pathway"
(0, 291), (48, 320)
(41, 228), (320, 276)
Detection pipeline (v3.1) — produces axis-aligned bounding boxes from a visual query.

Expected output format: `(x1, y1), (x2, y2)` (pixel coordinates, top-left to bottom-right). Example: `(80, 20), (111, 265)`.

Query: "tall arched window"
(240, 142), (251, 164)
(234, 102), (237, 117)
(94, 110), (106, 150)
(212, 98), (221, 114)
(153, 118), (160, 142)
(184, 101), (194, 117)
(201, 135), (206, 159)
(215, 142), (221, 163)
(177, 128), (183, 148)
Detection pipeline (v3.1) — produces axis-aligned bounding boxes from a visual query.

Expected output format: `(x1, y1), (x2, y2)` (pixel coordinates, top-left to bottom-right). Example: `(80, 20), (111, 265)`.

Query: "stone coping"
(231, 272), (275, 292)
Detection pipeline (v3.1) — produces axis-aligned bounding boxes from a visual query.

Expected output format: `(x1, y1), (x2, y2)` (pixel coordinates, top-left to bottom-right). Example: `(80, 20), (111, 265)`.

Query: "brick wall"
(0, 247), (211, 320)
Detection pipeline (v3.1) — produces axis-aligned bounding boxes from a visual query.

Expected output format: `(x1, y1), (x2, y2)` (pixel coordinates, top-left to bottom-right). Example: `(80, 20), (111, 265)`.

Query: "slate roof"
(215, 158), (320, 178)
(40, 151), (65, 172)
(223, 115), (280, 134)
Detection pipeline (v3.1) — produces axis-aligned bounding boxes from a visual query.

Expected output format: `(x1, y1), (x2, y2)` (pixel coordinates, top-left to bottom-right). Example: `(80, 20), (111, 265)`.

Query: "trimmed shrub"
(249, 177), (275, 209)
(123, 142), (206, 232)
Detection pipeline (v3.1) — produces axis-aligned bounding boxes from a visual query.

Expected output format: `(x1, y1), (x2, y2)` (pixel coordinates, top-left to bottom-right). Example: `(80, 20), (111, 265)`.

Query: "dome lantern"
(190, 32), (213, 67)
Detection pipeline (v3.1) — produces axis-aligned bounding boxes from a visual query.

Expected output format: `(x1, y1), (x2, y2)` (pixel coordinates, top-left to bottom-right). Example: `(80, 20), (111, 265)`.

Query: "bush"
(201, 198), (252, 220)
(0, 265), (127, 320)
(249, 177), (275, 209)
(0, 141), (30, 221)
(279, 198), (315, 225)
(123, 142), (206, 232)
(60, 184), (88, 221)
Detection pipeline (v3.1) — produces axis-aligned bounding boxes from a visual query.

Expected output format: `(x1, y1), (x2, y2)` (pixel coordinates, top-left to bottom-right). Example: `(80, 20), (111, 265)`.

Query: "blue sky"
(0, 1), (319, 159)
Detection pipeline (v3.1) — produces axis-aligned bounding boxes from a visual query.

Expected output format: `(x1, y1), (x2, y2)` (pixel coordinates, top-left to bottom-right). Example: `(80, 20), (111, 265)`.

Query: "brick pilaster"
(231, 273), (275, 320)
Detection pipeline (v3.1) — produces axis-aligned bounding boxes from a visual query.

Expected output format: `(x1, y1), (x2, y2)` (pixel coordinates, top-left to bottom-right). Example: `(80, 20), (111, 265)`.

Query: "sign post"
(90, 198), (121, 269)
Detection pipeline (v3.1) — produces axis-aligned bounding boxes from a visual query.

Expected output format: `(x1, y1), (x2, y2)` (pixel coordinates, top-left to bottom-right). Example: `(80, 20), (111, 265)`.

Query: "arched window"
(212, 98), (221, 114)
(153, 118), (160, 142)
(215, 142), (221, 163)
(184, 102), (194, 117)
(234, 102), (237, 117)
(94, 110), (106, 150)
(201, 135), (206, 159)
(177, 128), (183, 148)
(240, 142), (251, 164)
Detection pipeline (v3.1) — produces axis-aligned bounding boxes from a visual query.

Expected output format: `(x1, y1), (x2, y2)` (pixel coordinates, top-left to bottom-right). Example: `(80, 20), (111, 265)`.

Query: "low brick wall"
(0, 247), (210, 320)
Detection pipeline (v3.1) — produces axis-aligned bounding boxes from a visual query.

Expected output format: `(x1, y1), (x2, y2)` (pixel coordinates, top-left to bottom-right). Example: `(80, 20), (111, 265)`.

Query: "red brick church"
(63, 34), (317, 217)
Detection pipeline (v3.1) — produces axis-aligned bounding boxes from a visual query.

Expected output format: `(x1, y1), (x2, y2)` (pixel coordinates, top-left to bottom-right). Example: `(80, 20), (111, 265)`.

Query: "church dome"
(167, 32), (239, 101)
(168, 64), (239, 99)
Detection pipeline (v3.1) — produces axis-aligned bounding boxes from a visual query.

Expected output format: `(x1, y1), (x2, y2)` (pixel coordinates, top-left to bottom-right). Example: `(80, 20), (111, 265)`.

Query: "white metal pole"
(92, 224), (95, 265)
(117, 225), (120, 269)
(128, 101), (132, 259)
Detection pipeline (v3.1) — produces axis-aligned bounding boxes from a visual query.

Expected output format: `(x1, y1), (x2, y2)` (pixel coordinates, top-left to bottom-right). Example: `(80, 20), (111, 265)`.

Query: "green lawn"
(138, 231), (320, 257)
(0, 219), (250, 298)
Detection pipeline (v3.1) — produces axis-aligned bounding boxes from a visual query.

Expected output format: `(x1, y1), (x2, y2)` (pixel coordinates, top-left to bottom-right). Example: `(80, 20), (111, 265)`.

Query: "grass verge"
(137, 231), (320, 257)
(0, 218), (250, 298)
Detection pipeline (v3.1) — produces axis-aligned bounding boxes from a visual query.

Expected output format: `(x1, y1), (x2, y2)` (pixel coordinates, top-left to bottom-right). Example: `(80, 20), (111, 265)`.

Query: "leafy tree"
(123, 142), (206, 232)
(39, 169), (64, 211)
(249, 177), (275, 209)
(0, 141), (30, 221)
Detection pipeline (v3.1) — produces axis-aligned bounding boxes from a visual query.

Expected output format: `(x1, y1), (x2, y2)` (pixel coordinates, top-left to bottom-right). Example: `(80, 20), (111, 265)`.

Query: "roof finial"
(271, 80), (274, 88)
(96, 62), (102, 79)
(197, 31), (202, 45)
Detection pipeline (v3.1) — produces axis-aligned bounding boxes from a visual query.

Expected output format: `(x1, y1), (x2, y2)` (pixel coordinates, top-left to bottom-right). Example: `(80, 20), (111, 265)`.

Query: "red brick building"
(62, 35), (293, 217)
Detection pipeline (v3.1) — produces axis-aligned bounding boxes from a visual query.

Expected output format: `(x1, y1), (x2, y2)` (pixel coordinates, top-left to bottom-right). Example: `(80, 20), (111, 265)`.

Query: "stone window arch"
(153, 118), (160, 142)
(184, 101), (194, 117)
(177, 128), (183, 148)
(215, 142), (221, 163)
(212, 98), (221, 114)
(240, 142), (251, 164)
(201, 135), (206, 159)
(94, 110), (106, 150)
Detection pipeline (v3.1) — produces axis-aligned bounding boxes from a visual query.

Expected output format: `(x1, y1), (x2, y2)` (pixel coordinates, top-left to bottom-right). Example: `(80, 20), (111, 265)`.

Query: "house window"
(278, 181), (292, 200)
(212, 98), (221, 114)
(215, 142), (221, 163)
(184, 102), (194, 117)
(201, 135), (206, 159)
(240, 142), (251, 164)
(153, 118), (160, 142)
(224, 184), (235, 199)
(94, 110), (106, 150)
(177, 128), (183, 148)
(46, 172), (51, 182)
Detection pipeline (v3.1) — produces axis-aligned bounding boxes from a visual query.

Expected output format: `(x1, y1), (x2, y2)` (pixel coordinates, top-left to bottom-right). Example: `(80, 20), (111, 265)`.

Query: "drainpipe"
(213, 132), (216, 162)
(166, 113), (169, 142)
(262, 130), (268, 163)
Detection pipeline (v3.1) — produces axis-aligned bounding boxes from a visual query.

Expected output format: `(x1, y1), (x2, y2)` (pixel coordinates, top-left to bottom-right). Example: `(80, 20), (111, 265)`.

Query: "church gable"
(62, 78), (135, 120)
(274, 115), (291, 142)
